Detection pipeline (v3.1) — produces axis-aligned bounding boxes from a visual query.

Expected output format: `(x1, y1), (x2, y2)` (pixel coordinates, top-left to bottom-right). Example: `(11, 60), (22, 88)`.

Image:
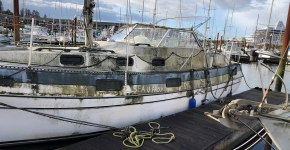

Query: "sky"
(2, 0), (290, 39)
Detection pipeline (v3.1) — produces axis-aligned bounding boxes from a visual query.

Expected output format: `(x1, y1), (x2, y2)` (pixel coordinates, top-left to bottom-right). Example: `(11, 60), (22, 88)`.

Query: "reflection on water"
(235, 63), (290, 94)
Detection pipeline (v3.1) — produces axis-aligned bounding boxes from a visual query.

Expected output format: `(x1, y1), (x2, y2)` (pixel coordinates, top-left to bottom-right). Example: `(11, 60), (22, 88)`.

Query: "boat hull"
(0, 77), (241, 145)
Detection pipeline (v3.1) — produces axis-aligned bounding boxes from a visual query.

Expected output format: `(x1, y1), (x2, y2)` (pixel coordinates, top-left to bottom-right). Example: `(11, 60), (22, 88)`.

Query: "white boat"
(0, 1), (243, 146)
(221, 40), (249, 63)
(0, 24), (243, 146)
(20, 25), (50, 39)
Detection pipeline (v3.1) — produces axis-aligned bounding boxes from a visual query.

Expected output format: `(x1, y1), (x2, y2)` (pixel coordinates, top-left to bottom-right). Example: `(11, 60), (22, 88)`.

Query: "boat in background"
(245, 21), (285, 47)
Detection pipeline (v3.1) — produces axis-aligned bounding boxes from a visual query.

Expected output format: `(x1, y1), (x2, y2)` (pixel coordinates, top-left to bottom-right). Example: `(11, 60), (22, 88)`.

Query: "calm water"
(236, 62), (290, 94)
(235, 62), (289, 150)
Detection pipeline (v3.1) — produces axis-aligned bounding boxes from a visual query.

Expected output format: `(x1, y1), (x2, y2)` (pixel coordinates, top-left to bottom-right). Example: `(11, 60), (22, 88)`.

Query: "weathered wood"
(58, 89), (288, 150)
(13, 0), (20, 43)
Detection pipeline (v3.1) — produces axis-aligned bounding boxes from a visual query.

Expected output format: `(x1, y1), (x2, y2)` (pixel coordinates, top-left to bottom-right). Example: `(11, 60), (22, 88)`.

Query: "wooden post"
(274, 4), (290, 92)
(244, 39), (246, 49)
(268, 34), (272, 51)
(13, 0), (20, 44)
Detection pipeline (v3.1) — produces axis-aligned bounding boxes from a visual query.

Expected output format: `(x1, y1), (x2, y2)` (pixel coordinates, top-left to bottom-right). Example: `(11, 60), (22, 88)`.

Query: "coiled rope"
(113, 122), (175, 148)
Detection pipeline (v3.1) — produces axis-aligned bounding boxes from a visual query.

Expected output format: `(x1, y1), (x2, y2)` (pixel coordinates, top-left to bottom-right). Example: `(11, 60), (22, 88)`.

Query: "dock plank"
(58, 89), (288, 150)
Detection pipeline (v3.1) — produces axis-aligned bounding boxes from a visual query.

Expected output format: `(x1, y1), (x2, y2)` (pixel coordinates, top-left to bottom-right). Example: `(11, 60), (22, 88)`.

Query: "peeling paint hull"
(0, 78), (241, 145)
(0, 23), (243, 145)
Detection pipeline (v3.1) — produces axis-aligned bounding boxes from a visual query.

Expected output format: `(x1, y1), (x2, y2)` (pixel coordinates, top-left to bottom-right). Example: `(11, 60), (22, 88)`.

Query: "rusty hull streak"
(124, 96), (144, 105)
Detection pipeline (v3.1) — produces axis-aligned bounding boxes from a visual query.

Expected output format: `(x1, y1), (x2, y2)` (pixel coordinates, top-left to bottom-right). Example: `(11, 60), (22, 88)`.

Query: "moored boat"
(0, 0), (243, 146)
(0, 23), (243, 146)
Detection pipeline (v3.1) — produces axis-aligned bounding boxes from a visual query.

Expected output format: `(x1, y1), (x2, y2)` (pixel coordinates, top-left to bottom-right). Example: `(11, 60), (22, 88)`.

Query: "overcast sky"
(2, 0), (289, 39)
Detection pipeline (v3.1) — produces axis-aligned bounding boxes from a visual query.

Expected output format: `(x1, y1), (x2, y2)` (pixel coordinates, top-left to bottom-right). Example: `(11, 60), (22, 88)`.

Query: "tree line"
(0, 0), (47, 18)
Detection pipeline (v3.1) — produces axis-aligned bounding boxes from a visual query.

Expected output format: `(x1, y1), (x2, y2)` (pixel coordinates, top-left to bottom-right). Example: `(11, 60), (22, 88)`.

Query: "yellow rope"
(152, 133), (175, 144)
(113, 122), (175, 148)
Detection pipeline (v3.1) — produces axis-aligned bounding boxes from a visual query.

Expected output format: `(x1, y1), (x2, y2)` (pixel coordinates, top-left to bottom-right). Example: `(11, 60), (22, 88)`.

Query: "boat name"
(131, 82), (191, 94)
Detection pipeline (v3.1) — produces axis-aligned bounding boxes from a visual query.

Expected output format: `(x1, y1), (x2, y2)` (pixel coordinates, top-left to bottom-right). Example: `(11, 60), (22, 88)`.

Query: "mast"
(59, 0), (62, 34)
(141, 0), (144, 23)
(193, 5), (197, 27)
(179, 0), (182, 28)
(83, 0), (94, 47)
(28, 18), (34, 66)
(95, 0), (98, 36)
(210, 5), (216, 38)
(223, 10), (229, 40)
(22, 0), (25, 23)
(152, 0), (157, 24)
(228, 3), (235, 38)
(254, 14), (259, 45)
(255, 14), (259, 32)
(202, 0), (211, 49)
(119, 8), (121, 28)
(50, 1), (56, 45)
(263, 0), (274, 51)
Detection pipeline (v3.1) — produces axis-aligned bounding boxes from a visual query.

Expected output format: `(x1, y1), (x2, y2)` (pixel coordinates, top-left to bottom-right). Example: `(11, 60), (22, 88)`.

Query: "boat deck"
(58, 88), (288, 150)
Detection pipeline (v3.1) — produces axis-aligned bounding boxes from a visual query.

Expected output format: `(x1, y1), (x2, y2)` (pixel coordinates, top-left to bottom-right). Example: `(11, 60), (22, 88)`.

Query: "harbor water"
(236, 62), (290, 94)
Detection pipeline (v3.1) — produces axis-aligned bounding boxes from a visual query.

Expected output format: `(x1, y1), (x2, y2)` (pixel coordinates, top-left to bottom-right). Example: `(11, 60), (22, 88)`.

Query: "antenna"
(223, 10), (229, 40)
(179, 0), (182, 28)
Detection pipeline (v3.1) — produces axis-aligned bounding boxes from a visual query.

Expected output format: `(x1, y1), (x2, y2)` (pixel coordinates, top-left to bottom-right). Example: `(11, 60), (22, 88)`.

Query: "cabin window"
(60, 55), (84, 65)
(96, 79), (123, 91)
(0, 77), (14, 87)
(116, 57), (134, 66)
(152, 58), (165, 66)
(166, 78), (181, 87)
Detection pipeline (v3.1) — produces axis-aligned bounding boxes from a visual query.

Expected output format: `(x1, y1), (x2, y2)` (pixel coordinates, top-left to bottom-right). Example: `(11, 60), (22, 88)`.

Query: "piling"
(275, 4), (290, 92)
(13, 0), (20, 44)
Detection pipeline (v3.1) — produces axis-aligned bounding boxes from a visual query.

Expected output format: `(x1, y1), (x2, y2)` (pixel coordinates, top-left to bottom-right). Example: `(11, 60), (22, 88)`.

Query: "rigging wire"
(236, 118), (277, 150)
(0, 102), (120, 130)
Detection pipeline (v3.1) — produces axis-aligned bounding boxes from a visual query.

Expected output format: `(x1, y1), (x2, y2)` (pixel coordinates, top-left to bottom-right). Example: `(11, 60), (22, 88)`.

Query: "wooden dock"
(58, 88), (288, 150)
(231, 55), (280, 64)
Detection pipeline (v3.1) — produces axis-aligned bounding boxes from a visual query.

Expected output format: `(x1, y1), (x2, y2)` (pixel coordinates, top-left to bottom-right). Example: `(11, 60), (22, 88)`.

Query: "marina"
(0, 0), (289, 149)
